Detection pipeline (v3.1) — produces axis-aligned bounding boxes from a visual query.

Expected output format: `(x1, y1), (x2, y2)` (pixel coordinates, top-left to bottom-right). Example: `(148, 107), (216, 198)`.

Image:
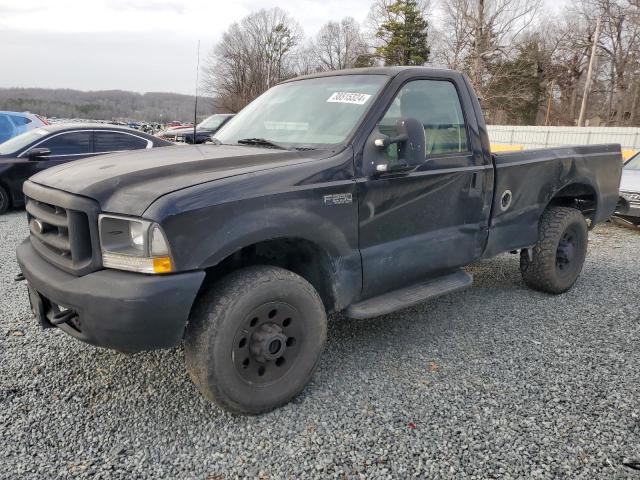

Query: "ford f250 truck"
(16, 67), (622, 414)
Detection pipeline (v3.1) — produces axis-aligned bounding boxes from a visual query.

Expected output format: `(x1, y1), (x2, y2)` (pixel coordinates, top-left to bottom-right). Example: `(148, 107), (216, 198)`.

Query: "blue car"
(0, 111), (48, 143)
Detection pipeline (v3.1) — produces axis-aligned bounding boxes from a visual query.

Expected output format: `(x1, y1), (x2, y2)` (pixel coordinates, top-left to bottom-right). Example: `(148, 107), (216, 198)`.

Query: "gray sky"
(0, 0), (564, 94)
(0, 0), (373, 94)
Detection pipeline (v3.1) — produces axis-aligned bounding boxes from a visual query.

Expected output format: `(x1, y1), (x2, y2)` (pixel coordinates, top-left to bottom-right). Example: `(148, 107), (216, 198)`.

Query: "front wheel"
(520, 206), (588, 294)
(184, 265), (327, 414)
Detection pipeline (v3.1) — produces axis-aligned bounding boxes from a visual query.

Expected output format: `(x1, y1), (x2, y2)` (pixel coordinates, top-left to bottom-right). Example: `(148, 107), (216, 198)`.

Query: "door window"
(10, 115), (31, 126)
(0, 115), (13, 142)
(39, 132), (91, 156)
(94, 131), (148, 152)
(378, 80), (469, 161)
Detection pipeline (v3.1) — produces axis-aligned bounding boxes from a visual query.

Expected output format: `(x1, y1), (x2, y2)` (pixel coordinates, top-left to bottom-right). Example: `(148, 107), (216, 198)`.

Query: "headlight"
(98, 215), (173, 274)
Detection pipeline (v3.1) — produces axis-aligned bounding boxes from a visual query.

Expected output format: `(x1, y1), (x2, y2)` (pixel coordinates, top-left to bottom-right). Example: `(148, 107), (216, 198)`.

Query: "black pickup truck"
(16, 67), (622, 414)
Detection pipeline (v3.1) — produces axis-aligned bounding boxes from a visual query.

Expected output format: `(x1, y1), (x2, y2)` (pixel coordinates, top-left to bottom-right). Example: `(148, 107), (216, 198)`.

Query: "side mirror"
(27, 148), (51, 160)
(374, 118), (425, 173)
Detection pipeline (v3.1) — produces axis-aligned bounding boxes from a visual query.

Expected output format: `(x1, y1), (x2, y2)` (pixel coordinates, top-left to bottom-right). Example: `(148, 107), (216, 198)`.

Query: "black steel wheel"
(555, 227), (579, 278)
(520, 206), (588, 294)
(232, 301), (302, 385)
(184, 265), (327, 415)
(0, 185), (9, 214)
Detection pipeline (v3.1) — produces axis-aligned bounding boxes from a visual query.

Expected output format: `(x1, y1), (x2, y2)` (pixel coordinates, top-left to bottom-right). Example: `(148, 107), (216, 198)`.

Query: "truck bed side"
(482, 144), (622, 258)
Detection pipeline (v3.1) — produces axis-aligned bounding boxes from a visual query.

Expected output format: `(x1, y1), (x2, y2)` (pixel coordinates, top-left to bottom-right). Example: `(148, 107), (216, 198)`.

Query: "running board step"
(346, 270), (473, 319)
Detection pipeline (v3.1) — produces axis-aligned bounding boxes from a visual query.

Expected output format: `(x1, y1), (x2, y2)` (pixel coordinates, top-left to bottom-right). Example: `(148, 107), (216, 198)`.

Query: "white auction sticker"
(327, 92), (372, 105)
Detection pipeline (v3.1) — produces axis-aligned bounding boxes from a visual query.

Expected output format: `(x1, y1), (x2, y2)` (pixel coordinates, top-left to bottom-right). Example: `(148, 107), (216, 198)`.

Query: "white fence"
(487, 125), (640, 151)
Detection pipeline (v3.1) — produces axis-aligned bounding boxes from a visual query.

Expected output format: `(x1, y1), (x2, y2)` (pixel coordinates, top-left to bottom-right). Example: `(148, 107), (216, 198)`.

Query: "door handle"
(470, 172), (483, 194)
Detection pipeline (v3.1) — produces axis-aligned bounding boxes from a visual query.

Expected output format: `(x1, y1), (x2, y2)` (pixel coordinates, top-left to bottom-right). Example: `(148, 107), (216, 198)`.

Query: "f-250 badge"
(323, 193), (353, 205)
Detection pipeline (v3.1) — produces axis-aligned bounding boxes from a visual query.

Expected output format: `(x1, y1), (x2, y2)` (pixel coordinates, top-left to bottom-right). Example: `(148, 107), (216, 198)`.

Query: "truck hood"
(29, 144), (320, 216)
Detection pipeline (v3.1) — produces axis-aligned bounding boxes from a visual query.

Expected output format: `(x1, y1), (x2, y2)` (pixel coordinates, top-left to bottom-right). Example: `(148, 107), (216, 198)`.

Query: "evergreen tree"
(375, 0), (430, 66)
(487, 39), (545, 125)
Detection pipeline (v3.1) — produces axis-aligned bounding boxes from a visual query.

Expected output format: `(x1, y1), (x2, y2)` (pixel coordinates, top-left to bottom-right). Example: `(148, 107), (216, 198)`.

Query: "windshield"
(0, 128), (49, 155)
(625, 152), (640, 170)
(198, 115), (228, 130)
(215, 75), (388, 148)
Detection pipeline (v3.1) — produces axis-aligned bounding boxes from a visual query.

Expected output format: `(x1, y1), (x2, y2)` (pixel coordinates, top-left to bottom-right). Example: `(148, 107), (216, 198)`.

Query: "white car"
(0, 111), (48, 143)
(616, 152), (640, 225)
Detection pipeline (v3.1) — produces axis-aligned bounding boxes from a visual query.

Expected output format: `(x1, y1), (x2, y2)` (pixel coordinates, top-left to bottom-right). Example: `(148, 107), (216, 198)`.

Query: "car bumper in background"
(616, 192), (640, 219)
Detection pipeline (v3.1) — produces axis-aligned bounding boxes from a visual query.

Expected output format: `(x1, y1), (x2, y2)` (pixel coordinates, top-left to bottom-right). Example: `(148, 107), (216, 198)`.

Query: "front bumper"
(16, 239), (205, 352)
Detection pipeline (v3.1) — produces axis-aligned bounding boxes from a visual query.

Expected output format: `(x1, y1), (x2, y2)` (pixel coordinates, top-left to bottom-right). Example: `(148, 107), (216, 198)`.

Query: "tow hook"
(14, 272), (25, 282)
(51, 309), (78, 326)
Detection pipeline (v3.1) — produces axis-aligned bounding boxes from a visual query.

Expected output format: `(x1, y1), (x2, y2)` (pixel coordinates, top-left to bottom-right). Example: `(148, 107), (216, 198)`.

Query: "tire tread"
(520, 206), (588, 294)
(184, 265), (326, 415)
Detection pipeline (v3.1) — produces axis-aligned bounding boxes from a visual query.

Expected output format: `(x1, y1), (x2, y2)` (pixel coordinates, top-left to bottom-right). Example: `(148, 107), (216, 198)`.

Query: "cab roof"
(281, 66), (458, 84)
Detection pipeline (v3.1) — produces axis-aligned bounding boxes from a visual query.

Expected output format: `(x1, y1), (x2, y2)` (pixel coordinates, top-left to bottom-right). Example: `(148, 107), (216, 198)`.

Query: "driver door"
(357, 79), (489, 298)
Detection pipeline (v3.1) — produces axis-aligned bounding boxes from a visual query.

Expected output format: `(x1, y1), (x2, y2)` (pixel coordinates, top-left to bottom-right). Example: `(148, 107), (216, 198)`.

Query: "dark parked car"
(0, 124), (172, 213)
(615, 151), (640, 225)
(16, 67), (621, 414)
(157, 114), (234, 143)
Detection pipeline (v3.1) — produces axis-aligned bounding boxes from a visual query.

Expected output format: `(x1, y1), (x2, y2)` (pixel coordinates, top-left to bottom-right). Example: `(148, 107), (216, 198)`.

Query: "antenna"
(193, 39), (201, 143)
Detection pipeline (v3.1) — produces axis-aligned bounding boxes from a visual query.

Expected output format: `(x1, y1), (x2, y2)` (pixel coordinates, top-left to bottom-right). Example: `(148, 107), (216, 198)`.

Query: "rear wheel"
(184, 265), (327, 414)
(0, 185), (9, 214)
(520, 206), (588, 294)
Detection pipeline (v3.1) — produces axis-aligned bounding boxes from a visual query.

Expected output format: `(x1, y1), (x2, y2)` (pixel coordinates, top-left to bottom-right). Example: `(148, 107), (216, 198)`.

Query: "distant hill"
(0, 88), (224, 123)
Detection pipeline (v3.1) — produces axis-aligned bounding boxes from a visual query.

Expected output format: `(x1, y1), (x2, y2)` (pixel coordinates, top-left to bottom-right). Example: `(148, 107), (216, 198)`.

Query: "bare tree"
(432, 0), (473, 70)
(313, 17), (368, 70)
(599, 0), (638, 123)
(548, 15), (595, 123)
(202, 0), (640, 125)
(436, 0), (541, 99)
(292, 40), (322, 76)
(202, 8), (303, 112)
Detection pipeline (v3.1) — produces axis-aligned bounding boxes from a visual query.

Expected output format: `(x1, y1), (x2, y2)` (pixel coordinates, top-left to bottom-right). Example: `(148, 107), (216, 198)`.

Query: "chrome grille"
(23, 181), (102, 276)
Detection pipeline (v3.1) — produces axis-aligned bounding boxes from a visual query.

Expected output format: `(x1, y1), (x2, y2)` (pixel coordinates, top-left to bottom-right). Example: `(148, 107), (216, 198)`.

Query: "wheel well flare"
(203, 238), (338, 313)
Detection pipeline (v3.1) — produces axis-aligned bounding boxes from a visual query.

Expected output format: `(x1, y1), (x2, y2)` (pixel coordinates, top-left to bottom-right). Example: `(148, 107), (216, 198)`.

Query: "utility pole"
(578, 17), (601, 127)
(193, 40), (201, 143)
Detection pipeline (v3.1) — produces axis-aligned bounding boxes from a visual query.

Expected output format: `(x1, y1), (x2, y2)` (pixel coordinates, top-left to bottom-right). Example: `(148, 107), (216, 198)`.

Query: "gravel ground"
(0, 210), (639, 479)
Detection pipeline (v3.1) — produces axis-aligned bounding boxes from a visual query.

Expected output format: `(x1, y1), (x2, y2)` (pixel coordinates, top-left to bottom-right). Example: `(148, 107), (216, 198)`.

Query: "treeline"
(0, 88), (217, 122)
(203, 0), (640, 127)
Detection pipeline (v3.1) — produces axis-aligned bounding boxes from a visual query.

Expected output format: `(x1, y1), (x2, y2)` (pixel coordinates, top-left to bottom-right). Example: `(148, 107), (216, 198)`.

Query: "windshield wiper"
(236, 138), (288, 150)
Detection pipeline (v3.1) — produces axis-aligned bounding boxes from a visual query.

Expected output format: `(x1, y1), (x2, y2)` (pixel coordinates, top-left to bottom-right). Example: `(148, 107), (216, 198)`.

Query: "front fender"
(196, 205), (355, 269)
(141, 149), (362, 307)
(159, 191), (361, 311)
